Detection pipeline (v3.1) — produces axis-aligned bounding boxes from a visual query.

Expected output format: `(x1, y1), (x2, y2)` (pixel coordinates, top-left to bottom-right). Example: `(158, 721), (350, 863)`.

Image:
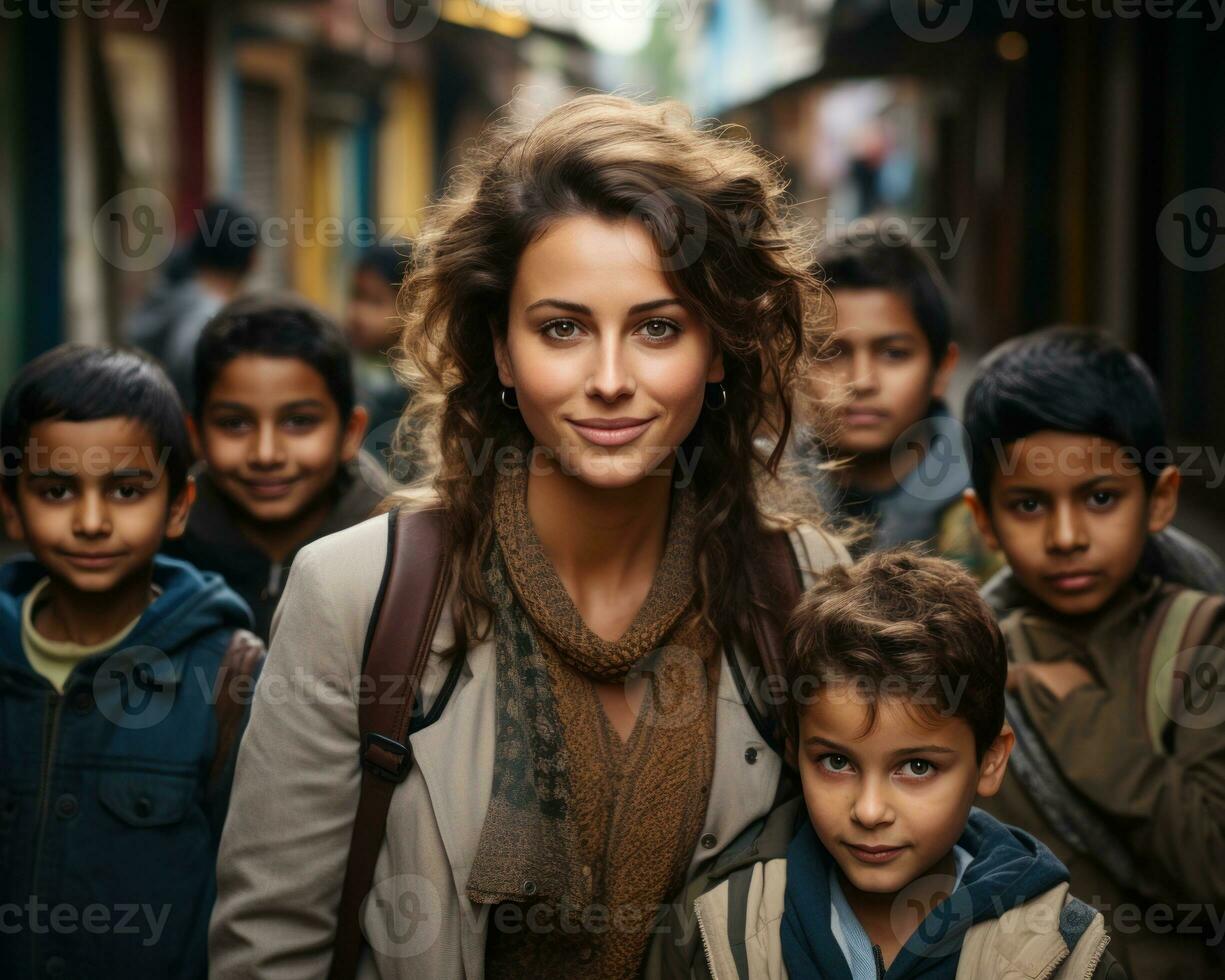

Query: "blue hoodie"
(781, 807), (1070, 979)
(0, 555), (253, 980)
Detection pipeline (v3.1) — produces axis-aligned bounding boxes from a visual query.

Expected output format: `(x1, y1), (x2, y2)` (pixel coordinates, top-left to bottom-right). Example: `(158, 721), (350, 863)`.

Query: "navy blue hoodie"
(781, 807), (1069, 979)
(0, 555), (253, 980)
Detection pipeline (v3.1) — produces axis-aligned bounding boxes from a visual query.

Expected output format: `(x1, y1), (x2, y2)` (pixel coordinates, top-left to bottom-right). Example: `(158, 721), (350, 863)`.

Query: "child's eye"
(817, 753), (853, 774)
(899, 759), (937, 778)
(542, 319), (583, 341)
(637, 318), (680, 343)
(1086, 490), (1117, 510)
(1010, 497), (1043, 515)
(111, 485), (146, 501)
(215, 417), (250, 432)
(40, 484), (72, 502)
(880, 347), (912, 361)
(284, 415), (320, 430)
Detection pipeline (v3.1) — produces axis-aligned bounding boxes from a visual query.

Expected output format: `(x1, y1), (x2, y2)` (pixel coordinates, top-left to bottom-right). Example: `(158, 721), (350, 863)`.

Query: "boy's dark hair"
(963, 326), (1168, 499)
(815, 228), (955, 363)
(784, 549), (1007, 761)
(1, 344), (191, 500)
(193, 292), (356, 419)
(355, 242), (413, 290)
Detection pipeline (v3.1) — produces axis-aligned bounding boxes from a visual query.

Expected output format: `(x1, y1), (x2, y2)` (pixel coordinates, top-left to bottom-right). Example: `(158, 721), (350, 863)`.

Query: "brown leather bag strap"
(209, 628), (266, 789)
(328, 507), (452, 980)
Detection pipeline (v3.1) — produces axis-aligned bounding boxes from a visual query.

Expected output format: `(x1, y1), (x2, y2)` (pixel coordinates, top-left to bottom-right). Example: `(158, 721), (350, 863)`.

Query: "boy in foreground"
(647, 550), (1122, 978)
(964, 326), (1225, 978)
(0, 345), (260, 978)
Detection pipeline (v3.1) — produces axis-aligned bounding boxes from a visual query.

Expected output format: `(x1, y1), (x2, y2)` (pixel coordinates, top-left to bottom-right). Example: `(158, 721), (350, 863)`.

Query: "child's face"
(0, 418), (193, 593)
(968, 431), (1180, 616)
(346, 267), (400, 355)
(794, 681), (1011, 899)
(809, 288), (957, 459)
(194, 355), (367, 524)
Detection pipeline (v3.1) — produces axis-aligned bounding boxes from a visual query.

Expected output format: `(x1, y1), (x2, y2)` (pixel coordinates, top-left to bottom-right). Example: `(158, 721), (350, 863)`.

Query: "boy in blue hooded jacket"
(0, 345), (260, 979)
(645, 550), (1123, 979)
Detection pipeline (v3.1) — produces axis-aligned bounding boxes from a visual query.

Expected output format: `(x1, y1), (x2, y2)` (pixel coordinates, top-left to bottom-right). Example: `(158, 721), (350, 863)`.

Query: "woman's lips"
(567, 419), (654, 447)
(844, 843), (909, 864)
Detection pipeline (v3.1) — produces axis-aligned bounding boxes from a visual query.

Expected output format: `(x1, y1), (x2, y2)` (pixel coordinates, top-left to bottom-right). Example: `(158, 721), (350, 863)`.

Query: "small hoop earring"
(704, 382), (727, 411)
(500, 386), (519, 411)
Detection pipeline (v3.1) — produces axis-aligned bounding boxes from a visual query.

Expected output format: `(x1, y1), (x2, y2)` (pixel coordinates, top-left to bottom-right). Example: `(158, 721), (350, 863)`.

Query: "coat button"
(45, 956), (66, 977)
(55, 794), (78, 819)
(578, 946), (594, 963)
(134, 796), (153, 819)
(744, 747), (758, 764)
(71, 690), (92, 713)
(700, 833), (718, 850)
(522, 879), (537, 896)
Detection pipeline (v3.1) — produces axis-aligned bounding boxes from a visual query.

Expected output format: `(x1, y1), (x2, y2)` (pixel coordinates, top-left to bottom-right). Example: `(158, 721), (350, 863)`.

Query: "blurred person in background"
(126, 200), (260, 408)
(345, 243), (413, 476)
(804, 230), (1000, 581)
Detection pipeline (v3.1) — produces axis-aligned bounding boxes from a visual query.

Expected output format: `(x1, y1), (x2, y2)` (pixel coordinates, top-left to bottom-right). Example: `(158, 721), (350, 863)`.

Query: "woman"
(209, 94), (846, 979)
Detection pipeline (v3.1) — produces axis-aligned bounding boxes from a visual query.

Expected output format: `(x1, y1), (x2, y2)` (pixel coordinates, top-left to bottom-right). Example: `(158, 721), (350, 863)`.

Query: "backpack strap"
(1142, 589), (1225, 754)
(328, 507), (453, 980)
(209, 628), (266, 789)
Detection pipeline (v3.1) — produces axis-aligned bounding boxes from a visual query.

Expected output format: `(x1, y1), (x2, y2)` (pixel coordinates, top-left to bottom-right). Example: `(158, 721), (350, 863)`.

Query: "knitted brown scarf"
(467, 459), (719, 978)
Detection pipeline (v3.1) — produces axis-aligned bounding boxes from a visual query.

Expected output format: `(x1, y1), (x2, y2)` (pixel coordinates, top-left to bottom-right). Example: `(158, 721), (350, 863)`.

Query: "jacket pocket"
(97, 770), (196, 828)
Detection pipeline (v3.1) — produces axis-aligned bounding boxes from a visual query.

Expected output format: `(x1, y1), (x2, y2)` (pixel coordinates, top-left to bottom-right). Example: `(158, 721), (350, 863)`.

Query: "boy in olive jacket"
(963, 327), (1225, 979)
(646, 550), (1123, 979)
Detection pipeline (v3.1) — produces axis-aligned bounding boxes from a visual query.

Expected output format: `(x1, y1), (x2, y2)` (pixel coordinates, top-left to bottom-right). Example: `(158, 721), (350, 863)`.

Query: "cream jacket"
(208, 510), (848, 979)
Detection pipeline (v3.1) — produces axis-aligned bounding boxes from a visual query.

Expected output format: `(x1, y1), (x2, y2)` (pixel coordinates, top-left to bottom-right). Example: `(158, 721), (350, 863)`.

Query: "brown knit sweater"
(479, 463), (720, 978)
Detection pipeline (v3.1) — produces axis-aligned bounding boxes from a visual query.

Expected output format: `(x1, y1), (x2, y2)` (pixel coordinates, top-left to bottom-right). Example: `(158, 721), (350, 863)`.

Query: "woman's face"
(494, 215), (723, 490)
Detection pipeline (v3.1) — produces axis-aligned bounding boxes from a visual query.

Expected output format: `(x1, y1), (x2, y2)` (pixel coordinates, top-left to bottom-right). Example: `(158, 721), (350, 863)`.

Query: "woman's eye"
(818, 754), (852, 773)
(901, 759), (935, 778)
(543, 319), (582, 341)
(638, 318), (680, 342)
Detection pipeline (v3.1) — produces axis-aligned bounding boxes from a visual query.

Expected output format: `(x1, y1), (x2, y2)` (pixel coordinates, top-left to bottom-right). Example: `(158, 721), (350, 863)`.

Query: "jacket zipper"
(693, 902), (721, 979)
(30, 690), (64, 973)
(873, 943), (886, 979)
(1077, 933), (1111, 979)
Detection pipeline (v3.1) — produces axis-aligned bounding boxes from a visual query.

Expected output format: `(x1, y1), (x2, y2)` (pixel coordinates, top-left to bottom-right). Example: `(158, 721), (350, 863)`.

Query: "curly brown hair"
(387, 93), (835, 654)
(783, 549), (1007, 760)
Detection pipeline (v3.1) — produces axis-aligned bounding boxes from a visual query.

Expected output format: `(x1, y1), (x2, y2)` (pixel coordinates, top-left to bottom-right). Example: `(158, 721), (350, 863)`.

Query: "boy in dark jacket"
(647, 550), (1122, 979)
(963, 327), (1225, 979)
(166, 293), (390, 639)
(805, 230), (999, 581)
(0, 345), (260, 979)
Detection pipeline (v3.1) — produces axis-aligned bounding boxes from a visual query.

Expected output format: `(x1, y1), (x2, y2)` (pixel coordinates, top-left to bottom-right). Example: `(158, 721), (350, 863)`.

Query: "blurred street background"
(1, 0), (1223, 546)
